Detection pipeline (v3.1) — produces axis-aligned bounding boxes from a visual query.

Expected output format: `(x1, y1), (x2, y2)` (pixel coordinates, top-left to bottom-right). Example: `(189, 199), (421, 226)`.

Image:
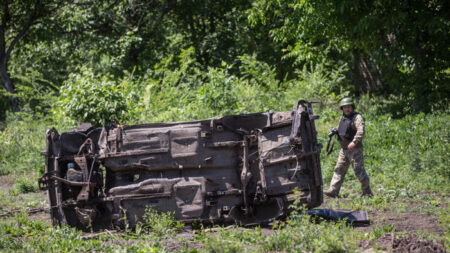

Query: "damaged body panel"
(39, 101), (323, 229)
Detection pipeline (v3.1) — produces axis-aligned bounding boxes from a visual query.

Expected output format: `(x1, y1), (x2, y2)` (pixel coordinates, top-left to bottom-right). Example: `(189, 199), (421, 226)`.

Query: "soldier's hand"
(347, 142), (356, 151)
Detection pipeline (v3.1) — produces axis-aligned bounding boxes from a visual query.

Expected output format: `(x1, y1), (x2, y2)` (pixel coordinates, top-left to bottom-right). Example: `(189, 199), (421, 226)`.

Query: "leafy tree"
(249, 0), (450, 112)
(2, 0), (448, 118)
(0, 0), (66, 112)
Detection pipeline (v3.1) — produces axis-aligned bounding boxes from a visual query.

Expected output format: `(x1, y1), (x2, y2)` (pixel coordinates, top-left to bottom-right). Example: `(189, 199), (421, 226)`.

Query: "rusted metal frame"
(206, 189), (243, 207)
(107, 126), (122, 153)
(43, 129), (59, 224)
(206, 189), (242, 197)
(55, 192), (172, 204)
(240, 135), (253, 216)
(205, 140), (258, 149)
(54, 158), (68, 224)
(307, 101), (323, 188)
(75, 138), (96, 200)
(74, 155), (92, 201)
(257, 135), (268, 203)
(286, 102), (307, 182)
(75, 156), (89, 182)
(49, 175), (95, 187)
(77, 138), (94, 156)
(87, 156), (101, 199)
(262, 120), (292, 131)
(99, 149), (169, 159)
(41, 153), (96, 161)
(116, 125), (122, 152)
(41, 101), (325, 228)
(262, 151), (320, 166)
(205, 140), (243, 148)
(108, 192), (172, 226)
(113, 192), (171, 201)
(52, 193), (173, 226)
(305, 117), (322, 187)
(55, 189), (169, 207)
(38, 170), (57, 190)
(116, 161), (217, 171)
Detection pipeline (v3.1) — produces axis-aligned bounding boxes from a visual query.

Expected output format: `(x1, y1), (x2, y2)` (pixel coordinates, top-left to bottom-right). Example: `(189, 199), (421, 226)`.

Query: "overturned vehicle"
(39, 101), (323, 230)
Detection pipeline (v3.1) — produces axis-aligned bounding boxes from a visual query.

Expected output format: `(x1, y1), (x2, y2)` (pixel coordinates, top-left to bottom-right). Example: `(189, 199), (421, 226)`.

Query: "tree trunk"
(412, 31), (430, 113)
(353, 51), (384, 96)
(0, 63), (19, 112)
(0, 0), (52, 113)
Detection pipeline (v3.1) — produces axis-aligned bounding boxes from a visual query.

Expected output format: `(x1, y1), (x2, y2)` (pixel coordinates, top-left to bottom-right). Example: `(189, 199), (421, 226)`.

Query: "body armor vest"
(338, 112), (358, 141)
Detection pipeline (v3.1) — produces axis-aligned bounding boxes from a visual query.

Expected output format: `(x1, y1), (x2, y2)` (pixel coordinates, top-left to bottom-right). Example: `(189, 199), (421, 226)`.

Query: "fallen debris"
(305, 209), (370, 224)
(0, 207), (48, 218)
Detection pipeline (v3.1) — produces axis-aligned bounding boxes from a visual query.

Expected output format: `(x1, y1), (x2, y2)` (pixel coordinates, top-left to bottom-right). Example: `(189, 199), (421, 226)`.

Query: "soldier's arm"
(352, 114), (365, 145)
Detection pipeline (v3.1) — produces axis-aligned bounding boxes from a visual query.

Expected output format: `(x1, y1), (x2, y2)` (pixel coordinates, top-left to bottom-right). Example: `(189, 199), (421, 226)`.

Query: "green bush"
(142, 207), (184, 237)
(54, 67), (132, 126)
(140, 48), (348, 123)
(9, 175), (39, 195)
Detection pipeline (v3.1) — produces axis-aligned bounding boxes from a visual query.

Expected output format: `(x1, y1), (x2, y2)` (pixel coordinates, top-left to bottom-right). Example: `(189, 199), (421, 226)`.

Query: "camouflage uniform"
(327, 113), (371, 196)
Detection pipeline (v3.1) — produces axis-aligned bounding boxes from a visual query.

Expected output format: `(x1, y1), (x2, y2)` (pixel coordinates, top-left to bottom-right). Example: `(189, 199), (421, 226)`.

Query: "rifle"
(326, 128), (338, 155)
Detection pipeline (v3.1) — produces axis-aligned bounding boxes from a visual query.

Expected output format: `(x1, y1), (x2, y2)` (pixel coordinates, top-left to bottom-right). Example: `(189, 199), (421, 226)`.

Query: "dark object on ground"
(305, 209), (370, 224)
(39, 100), (323, 230)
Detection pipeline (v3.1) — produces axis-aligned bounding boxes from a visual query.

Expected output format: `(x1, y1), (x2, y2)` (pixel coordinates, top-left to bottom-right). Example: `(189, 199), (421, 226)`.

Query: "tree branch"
(5, 0), (65, 60)
(5, 18), (34, 59)
(0, 2), (10, 56)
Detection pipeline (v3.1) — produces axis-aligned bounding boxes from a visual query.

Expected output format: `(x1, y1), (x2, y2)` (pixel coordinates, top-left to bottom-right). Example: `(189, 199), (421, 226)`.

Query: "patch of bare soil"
(357, 205), (443, 235)
(323, 196), (446, 252)
(0, 175), (50, 223)
(0, 175), (14, 215)
(375, 233), (446, 253)
(323, 197), (443, 235)
(28, 208), (51, 225)
(360, 204), (446, 252)
(0, 175), (14, 191)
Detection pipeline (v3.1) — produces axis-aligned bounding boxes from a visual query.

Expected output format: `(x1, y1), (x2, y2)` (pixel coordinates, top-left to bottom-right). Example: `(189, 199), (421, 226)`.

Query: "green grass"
(320, 110), (450, 198)
(0, 114), (45, 175)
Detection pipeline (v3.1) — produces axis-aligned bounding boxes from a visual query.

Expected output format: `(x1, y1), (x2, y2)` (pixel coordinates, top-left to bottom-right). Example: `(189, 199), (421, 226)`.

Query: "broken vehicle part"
(40, 100), (323, 230)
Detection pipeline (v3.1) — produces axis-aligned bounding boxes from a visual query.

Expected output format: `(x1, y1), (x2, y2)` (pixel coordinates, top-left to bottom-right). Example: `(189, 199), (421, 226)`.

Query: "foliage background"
(0, 0), (448, 251)
(1, 0), (448, 119)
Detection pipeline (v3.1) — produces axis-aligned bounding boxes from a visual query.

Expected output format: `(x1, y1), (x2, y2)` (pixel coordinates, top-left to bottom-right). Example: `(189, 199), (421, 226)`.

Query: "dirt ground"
(367, 210), (446, 252)
(359, 206), (444, 234)
(370, 233), (446, 253)
(0, 175), (14, 191)
(321, 197), (447, 252)
(322, 197), (444, 233)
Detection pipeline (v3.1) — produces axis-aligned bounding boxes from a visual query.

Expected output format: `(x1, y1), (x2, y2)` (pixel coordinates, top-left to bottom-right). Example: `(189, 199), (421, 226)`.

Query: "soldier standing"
(324, 98), (373, 197)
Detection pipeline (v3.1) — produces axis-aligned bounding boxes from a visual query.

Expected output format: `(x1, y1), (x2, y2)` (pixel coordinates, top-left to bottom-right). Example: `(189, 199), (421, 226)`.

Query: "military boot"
(360, 181), (373, 197)
(323, 189), (338, 198)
